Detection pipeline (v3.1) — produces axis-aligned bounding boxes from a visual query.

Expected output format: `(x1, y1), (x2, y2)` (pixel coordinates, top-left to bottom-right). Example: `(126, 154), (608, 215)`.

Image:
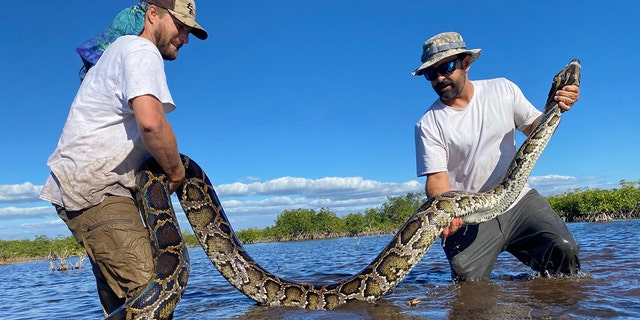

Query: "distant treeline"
(235, 180), (640, 243)
(0, 235), (84, 264)
(2, 181), (638, 263)
(234, 192), (424, 243)
(548, 180), (640, 222)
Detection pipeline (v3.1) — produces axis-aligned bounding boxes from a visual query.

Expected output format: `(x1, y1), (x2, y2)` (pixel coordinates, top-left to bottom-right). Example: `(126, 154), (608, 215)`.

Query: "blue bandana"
(75, 2), (149, 81)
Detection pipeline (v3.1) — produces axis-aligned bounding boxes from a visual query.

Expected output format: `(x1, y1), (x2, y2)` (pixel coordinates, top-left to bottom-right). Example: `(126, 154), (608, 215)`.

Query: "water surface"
(1, 220), (639, 319)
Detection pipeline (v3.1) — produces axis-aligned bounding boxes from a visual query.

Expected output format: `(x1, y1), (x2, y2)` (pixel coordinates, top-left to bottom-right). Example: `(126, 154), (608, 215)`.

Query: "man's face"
(427, 56), (466, 101)
(155, 12), (192, 60)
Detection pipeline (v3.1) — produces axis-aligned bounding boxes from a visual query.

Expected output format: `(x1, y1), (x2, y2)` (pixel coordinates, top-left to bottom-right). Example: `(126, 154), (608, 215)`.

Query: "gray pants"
(442, 189), (580, 281)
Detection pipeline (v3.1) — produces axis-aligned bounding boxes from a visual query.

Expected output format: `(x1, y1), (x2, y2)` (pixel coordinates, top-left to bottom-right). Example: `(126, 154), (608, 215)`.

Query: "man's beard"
(155, 28), (179, 61)
(435, 77), (464, 101)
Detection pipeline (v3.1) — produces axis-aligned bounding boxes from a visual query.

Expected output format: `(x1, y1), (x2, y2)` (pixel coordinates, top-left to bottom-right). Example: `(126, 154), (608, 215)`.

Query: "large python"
(110, 59), (580, 317)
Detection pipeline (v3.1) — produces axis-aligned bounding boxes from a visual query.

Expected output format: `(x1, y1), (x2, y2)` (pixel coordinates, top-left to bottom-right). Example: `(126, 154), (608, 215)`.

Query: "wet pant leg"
(442, 217), (505, 281)
(56, 196), (154, 315)
(442, 189), (580, 281)
(501, 190), (580, 276)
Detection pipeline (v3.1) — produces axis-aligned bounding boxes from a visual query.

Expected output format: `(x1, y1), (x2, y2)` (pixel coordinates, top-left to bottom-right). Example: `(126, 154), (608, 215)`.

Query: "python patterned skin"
(114, 59), (580, 317)
(105, 159), (190, 320)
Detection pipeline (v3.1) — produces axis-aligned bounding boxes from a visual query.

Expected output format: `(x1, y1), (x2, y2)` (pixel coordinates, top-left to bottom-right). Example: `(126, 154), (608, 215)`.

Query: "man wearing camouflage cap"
(41, 0), (207, 315)
(413, 32), (581, 281)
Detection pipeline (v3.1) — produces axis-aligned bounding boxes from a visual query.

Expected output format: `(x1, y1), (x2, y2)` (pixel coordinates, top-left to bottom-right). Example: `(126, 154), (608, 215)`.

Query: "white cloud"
(528, 174), (578, 186)
(216, 176), (423, 200)
(0, 206), (52, 220)
(21, 218), (66, 229)
(205, 177), (424, 228)
(0, 182), (42, 203)
(528, 174), (598, 195)
(0, 174), (619, 240)
(160, 177), (424, 231)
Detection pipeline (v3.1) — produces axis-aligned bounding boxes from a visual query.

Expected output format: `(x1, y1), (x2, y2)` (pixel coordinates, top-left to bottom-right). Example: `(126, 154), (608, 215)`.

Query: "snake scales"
(107, 59), (580, 318)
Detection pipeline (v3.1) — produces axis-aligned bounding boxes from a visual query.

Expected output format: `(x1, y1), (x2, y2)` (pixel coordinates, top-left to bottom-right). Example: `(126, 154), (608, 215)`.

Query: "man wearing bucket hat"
(40, 0), (207, 315)
(413, 32), (580, 281)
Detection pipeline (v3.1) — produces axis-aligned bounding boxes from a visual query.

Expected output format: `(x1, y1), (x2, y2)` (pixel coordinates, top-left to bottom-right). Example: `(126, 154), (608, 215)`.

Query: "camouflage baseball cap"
(146, 0), (208, 40)
(412, 32), (481, 76)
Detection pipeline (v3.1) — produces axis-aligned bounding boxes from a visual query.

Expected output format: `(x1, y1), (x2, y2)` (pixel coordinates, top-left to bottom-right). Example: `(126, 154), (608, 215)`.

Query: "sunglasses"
(169, 12), (191, 34)
(423, 58), (461, 81)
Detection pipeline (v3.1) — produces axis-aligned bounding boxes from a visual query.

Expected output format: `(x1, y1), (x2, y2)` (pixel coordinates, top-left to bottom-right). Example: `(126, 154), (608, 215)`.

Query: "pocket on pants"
(83, 214), (154, 298)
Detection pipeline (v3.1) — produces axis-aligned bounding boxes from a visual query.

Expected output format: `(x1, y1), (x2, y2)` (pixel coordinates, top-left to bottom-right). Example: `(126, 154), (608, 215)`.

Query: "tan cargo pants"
(56, 196), (154, 315)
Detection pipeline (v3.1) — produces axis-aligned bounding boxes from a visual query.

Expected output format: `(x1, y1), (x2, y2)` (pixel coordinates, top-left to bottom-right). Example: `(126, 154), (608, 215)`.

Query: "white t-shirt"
(414, 78), (541, 204)
(40, 35), (175, 211)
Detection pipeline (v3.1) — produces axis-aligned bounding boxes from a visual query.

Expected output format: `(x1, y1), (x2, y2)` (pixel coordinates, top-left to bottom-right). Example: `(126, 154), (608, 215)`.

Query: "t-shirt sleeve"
(508, 79), (541, 132)
(123, 46), (176, 113)
(415, 113), (447, 177)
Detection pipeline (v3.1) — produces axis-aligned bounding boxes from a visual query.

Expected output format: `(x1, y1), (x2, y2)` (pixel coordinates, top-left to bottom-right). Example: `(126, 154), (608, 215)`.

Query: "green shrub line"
(547, 180), (640, 222)
(2, 181), (638, 264)
(0, 235), (85, 265)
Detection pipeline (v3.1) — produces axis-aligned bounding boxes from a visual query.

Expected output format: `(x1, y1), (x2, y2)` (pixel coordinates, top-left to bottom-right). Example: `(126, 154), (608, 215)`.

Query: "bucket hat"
(412, 32), (480, 76)
(146, 0), (208, 40)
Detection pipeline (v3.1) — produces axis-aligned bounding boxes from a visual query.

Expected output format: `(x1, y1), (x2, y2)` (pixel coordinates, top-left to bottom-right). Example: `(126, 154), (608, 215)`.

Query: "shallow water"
(1, 220), (639, 319)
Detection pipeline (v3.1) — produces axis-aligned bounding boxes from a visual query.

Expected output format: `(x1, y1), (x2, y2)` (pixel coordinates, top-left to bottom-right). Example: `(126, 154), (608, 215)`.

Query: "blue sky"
(1, 0), (638, 240)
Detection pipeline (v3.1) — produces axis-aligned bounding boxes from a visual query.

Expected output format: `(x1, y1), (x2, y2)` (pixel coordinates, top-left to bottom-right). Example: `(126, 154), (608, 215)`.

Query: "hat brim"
(168, 9), (208, 40)
(412, 48), (481, 76)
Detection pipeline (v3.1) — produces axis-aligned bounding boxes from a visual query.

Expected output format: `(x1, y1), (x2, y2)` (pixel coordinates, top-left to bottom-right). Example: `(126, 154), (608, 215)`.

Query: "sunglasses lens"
(441, 60), (457, 75)
(424, 59), (458, 81)
(424, 69), (438, 81)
